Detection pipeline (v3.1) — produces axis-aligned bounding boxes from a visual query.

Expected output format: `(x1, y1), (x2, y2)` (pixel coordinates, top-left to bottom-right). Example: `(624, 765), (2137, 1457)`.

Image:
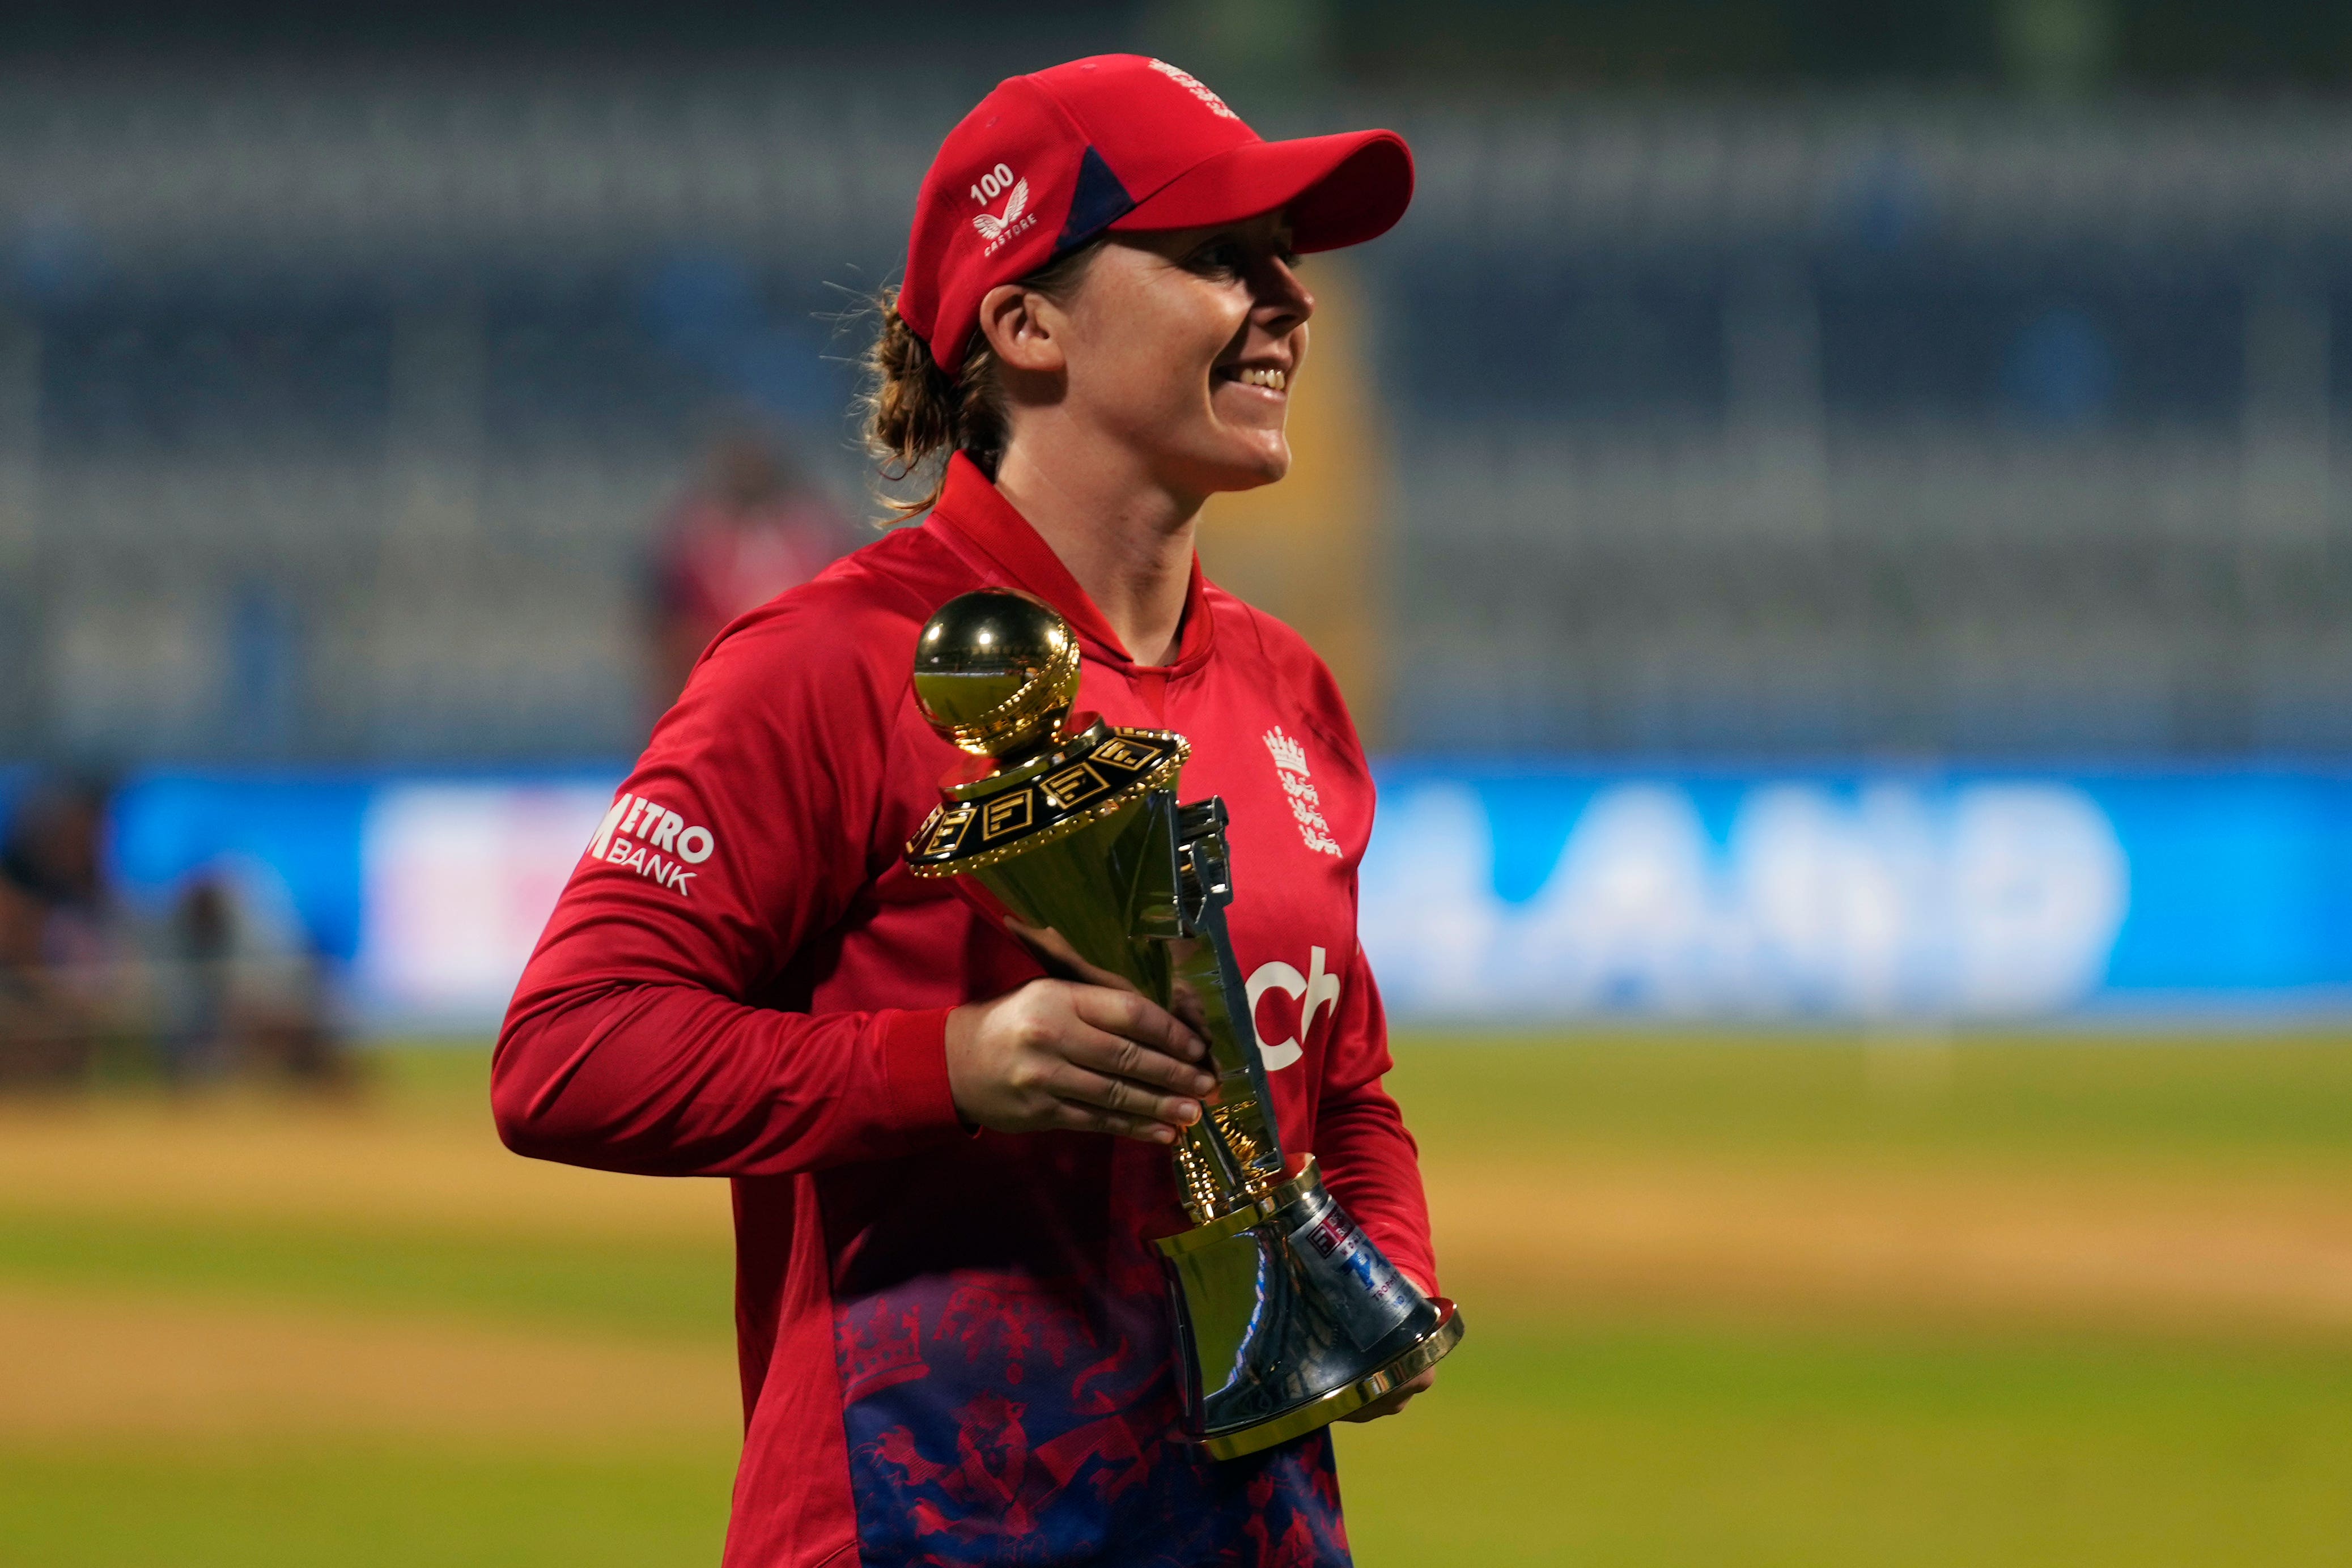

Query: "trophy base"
(1156, 1157), (1467, 1462)
(1198, 1298), (1463, 1460)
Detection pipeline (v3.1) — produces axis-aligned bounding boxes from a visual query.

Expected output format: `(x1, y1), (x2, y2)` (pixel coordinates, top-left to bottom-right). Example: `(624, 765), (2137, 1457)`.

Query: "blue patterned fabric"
(838, 1269), (1351, 1567)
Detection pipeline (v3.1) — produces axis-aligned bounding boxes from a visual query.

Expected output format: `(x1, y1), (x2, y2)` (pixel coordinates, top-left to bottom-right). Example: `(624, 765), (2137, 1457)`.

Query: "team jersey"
(494, 453), (1438, 1568)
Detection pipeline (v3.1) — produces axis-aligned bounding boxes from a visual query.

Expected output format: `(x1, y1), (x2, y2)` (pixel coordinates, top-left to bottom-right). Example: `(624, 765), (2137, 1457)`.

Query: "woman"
(495, 54), (1436, 1568)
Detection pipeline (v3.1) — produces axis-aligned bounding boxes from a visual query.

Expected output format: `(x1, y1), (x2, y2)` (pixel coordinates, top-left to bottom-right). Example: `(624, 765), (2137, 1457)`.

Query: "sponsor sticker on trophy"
(1287, 1185), (1417, 1350)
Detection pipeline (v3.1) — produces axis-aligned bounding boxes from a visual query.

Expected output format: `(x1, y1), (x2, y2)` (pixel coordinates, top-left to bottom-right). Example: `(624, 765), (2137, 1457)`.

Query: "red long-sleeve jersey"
(494, 453), (1437, 1568)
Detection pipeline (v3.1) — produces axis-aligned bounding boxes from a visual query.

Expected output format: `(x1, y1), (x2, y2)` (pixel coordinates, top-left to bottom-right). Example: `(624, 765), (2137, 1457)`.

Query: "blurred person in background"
(0, 853), (95, 1087)
(498, 55), (1430, 1568)
(647, 427), (858, 706)
(156, 858), (345, 1089)
(0, 772), (342, 1089)
(0, 775), (123, 1085)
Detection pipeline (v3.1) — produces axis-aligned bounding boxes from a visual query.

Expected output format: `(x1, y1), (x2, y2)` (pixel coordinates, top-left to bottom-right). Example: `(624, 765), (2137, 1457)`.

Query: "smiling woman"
(867, 213), (1316, 666)
(872, 218), (1309, 508)
(491, 52), (1425, 1568)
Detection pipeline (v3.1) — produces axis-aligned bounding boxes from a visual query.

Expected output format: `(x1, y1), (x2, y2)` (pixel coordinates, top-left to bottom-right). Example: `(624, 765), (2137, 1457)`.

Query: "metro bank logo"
(588, 791), (714, 896)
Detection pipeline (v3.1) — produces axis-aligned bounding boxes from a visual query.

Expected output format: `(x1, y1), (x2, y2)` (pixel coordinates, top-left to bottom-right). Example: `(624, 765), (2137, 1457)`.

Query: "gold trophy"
(905, 588), (1463, 1460)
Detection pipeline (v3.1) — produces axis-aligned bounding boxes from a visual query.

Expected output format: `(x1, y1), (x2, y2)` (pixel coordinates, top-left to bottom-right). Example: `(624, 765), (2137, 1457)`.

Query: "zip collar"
(924, 452), (1217, 677)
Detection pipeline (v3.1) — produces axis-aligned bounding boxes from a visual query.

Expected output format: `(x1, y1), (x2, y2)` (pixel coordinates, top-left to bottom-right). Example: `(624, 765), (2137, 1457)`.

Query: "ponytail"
(861, 240), (1106, 519)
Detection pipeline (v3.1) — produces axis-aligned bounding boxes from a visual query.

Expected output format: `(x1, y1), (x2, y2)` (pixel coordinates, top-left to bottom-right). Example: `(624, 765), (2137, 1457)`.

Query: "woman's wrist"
(877, 1006), (966, 1137)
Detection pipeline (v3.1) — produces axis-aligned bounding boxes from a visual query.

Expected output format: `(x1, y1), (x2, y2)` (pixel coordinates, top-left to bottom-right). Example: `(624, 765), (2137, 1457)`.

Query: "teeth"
(1232, 367), (1287, 391)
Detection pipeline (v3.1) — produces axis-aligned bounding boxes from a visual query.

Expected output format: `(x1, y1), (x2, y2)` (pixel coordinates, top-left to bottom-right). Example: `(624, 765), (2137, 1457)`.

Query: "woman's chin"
(1200, 457), (1289, 494)
(1188, 434), (1291, 492)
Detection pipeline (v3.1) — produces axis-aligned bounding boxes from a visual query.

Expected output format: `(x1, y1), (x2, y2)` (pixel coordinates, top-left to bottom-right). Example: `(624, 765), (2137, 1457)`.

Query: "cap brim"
(1107, 129), (1413, 252)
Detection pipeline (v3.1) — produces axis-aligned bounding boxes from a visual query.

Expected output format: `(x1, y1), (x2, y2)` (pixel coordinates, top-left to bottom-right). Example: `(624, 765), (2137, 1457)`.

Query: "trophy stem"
(1205, 1104), (1279, 1192)
(1173, 1136), (1225, 1226)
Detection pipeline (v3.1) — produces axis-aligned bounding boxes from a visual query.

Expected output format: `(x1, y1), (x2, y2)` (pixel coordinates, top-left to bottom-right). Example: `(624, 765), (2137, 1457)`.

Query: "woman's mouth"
(1216, 366), (1288, 393)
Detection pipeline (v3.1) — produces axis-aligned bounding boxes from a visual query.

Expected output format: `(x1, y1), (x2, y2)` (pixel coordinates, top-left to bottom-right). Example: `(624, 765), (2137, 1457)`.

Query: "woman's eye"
(1190, 242), (1245, 275)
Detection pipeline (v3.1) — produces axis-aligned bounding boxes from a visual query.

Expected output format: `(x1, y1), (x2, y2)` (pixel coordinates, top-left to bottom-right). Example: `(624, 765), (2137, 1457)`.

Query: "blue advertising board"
(104, 769), (622, 1030)
(1361, 764), (2352, 1023)
(59, 763), (2352, 1030)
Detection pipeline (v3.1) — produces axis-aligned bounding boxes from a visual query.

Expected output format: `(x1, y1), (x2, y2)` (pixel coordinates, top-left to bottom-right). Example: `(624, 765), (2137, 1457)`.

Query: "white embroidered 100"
(588, 792), (713, 896)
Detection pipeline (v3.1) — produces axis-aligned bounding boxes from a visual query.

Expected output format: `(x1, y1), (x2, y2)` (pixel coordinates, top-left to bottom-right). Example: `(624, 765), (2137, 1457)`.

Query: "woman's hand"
(1339, 1272), (1440, 1424)
(1338, 1365), (1437, 1423)
(945, 979), (1217, 1144)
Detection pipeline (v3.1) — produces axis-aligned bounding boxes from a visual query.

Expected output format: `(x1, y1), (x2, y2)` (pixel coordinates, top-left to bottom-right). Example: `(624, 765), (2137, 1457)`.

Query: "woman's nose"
(1255, 259), (1314, 332)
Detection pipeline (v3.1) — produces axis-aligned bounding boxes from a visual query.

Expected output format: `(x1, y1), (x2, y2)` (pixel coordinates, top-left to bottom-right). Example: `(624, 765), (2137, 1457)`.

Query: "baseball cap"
(897, 54), (1414, 376)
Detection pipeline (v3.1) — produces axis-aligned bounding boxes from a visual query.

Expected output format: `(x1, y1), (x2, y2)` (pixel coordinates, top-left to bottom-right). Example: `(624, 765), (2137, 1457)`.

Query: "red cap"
(897, 54), (1414, 376)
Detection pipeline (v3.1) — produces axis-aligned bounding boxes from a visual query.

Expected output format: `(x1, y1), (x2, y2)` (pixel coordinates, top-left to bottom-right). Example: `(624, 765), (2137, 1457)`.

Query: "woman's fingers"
(1065, 985), (1209, 1065)
(943, 979), (1224, 1141)
(1048, 1061), (1203, 1131)
(1044, 1095), (1181, 1144)
(1061, 1022), (1217, 1100)
(1338, 1366), (1437, 1423)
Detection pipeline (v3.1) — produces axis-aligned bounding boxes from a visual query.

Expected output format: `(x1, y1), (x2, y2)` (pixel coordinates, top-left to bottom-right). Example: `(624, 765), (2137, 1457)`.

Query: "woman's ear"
(975, 283), (1067, 375)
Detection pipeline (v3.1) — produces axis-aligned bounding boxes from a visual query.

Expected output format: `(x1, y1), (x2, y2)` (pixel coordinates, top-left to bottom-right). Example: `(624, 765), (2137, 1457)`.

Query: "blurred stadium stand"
(3, 5), (2352, 1030)
(0, 63), (944, 763)
(1379, 103), (2352, 757)
(3, 63), (2351, 763)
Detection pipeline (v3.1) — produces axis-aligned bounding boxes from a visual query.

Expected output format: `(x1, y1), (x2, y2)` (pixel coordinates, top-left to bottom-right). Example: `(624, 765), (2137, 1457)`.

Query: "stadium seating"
(3, 67), (2348, 759)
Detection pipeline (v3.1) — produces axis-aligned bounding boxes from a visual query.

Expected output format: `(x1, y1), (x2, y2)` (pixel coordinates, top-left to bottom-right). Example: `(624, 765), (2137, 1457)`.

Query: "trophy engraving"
(905, 588), (1464, 1460)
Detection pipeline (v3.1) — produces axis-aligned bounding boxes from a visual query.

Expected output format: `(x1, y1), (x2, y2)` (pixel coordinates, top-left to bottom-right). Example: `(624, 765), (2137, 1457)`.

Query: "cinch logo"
(1148, 59), (1237, 120)
(587, 792), (712, 896)
(968, 162), (1035, 257)
(1245, 945), (1341, 1071)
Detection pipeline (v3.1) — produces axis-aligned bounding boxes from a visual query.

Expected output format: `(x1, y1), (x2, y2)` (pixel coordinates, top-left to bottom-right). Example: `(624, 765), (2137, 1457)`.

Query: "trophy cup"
(903, 588), (1463, 1460)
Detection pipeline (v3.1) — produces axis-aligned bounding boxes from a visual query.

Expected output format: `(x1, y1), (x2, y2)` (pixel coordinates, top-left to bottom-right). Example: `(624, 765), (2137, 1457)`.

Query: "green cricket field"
(4, 1035), (2351, 1566)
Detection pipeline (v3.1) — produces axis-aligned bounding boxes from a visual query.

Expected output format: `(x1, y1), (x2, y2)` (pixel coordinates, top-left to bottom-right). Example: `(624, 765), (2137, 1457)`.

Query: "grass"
(1386, 1032), (2352, 1167)
(5, 1033), (2352, 1566)
(1337, 1318), (2352, 1566)
(0, 1443), (738, 1568)
(0, 1213), (731, 1342)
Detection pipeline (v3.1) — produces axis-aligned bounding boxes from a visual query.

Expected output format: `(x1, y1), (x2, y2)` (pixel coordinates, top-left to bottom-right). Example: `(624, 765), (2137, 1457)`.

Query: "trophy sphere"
(912, 588), (1081, 758)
